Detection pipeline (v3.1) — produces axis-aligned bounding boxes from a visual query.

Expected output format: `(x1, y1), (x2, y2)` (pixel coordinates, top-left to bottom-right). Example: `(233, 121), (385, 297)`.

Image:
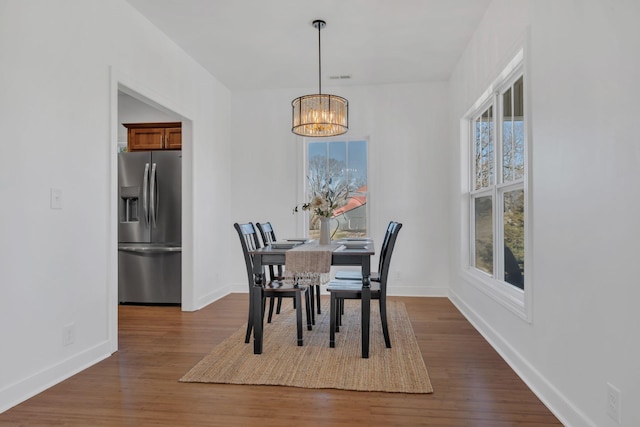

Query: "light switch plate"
(50, 188), (62, 209)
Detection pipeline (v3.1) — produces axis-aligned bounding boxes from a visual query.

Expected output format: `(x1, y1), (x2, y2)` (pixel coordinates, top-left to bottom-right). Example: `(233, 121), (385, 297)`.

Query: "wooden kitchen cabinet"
(124, 122), (182, 151)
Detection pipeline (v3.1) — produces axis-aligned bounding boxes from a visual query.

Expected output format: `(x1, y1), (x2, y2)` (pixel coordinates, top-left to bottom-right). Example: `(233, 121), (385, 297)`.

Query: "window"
(467, 54), (527, 309)
(305, 139), (368, 239)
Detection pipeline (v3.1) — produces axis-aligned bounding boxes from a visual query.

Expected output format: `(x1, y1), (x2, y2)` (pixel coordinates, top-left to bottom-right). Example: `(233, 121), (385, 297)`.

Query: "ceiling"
(125, 0), (491, 91)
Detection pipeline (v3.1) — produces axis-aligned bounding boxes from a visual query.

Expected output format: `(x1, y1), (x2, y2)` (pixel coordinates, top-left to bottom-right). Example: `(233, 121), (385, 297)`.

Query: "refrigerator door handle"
(142, 163), (150, 224)
(150, 162), (158, 228)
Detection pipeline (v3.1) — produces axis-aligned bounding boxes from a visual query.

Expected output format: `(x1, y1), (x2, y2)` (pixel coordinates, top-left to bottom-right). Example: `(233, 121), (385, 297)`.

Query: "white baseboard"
(448, 289), (595, 427)
(193, 285), (234, 311)
(0, 341), (112, 414)
(231, 284), (449, 298)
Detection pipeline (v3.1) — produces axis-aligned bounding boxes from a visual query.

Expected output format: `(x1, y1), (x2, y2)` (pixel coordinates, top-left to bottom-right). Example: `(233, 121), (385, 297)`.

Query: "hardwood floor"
(1, 295), (561, 426)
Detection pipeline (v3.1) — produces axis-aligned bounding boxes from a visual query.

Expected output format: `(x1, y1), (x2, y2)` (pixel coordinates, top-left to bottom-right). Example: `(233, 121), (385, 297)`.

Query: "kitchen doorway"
(117, 93), (182, 305)
(110, 71), (194, 353)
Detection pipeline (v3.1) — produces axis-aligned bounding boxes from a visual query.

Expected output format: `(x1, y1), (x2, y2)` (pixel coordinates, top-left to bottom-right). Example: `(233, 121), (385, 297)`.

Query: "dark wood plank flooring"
(0, 295), (561, 426)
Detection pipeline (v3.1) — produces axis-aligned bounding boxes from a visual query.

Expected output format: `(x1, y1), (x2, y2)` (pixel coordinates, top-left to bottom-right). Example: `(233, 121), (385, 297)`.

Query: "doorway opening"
(110, 70), (193, 353)
(117, 92), (182, 305)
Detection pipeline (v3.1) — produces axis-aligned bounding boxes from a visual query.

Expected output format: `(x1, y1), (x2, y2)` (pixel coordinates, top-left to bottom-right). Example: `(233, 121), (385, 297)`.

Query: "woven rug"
(180, 300), (433, 393)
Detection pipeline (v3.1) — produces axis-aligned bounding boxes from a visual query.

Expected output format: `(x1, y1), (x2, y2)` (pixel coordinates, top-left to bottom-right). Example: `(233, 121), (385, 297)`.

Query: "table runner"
(284, 242), (343, 286)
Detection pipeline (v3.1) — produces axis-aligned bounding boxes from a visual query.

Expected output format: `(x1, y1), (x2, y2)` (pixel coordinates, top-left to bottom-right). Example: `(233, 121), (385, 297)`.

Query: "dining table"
(249, 239), (375, 358)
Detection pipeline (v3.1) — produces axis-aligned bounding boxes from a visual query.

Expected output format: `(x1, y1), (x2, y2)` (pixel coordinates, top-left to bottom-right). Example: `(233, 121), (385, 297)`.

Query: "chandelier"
(291, 20), (349, 137)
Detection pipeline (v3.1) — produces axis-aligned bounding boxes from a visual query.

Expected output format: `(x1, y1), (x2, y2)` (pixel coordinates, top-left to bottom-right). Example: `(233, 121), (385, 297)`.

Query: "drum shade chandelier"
(291, 20), (349, 137)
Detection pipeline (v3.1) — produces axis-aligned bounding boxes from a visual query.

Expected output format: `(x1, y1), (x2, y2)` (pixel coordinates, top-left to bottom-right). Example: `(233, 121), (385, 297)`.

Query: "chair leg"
(245, 322), (253, 344)
(380, 298), (391, 348)
(309, 285), (316, 325)
(276, 296), (283, 314)
(295, 292), (303, 346)
(245, 294), (254, 344)
(305, 290), (313, 331)
(315, 284), (321, 314)
(267, 296), (275, 323)
(329, 292), (337, 348)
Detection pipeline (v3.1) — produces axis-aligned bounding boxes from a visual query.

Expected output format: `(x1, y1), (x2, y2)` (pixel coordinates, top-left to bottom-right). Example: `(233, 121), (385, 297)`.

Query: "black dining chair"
(256, 221), (286, 321)
(327, 221), (402, 350)
(257, 221), (322, 320)
(333, 221), (396, 283)
(234, 222), (312, 346)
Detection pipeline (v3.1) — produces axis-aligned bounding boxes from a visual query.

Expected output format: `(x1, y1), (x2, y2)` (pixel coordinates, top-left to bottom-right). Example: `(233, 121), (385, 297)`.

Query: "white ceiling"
(125, 0), (491, 91)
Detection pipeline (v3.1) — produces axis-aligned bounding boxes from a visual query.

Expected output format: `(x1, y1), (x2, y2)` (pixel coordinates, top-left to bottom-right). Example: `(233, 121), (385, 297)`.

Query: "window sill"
(460, 267), (531, 323)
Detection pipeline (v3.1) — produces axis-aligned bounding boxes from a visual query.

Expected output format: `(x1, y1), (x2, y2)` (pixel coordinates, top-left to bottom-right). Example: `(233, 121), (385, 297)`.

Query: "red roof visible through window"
(333, 186), (367, 217)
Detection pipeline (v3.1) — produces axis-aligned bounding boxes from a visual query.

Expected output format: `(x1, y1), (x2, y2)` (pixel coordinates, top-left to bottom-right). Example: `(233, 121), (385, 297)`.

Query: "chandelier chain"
(317, 20), (322, 95)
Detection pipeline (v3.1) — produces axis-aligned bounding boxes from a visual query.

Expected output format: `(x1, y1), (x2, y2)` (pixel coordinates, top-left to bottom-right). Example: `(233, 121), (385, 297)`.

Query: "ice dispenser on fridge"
(120, 186), (140, 223)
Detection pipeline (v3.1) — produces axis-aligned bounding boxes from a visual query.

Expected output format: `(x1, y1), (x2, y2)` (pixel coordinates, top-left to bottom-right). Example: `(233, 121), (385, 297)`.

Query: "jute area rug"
(180, 300), (433, 393)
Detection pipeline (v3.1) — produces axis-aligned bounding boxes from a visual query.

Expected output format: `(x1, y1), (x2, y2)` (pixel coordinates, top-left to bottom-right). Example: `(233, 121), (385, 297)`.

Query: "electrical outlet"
(62, 323), (75, 347)
(606, 382), (621, 424)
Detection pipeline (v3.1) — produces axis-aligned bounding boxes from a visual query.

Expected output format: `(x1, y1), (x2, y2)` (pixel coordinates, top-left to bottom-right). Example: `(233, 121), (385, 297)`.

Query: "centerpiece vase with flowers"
(294, 180), (349, 244)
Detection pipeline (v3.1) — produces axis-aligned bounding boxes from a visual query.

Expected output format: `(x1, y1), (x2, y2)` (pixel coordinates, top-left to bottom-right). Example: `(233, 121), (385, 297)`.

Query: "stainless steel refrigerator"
(118, 151), (181, 304)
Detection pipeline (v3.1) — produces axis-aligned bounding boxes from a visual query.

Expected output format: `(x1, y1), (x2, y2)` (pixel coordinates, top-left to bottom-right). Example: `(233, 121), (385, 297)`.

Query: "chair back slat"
(257, 222), (277, 245)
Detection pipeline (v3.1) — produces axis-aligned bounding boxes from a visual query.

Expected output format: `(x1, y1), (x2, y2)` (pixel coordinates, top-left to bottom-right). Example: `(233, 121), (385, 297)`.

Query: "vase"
(319, 217), (331, 245)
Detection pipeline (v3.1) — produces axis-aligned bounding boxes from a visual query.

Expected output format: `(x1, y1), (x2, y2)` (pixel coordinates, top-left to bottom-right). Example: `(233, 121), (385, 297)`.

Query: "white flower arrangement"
(293, 181), (349, 219)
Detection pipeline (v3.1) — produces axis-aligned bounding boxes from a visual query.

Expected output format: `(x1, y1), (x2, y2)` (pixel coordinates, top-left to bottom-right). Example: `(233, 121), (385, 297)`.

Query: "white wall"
(230, 82), (452, 297)
(0, 0), (231, 412)
(6, 0), (637, 423)
(449, 1), (640, 426)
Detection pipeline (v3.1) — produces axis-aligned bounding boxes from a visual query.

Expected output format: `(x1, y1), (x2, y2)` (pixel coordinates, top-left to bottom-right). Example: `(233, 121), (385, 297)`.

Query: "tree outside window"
(470, 75), (525, 290)
(306, 140), (368, 239)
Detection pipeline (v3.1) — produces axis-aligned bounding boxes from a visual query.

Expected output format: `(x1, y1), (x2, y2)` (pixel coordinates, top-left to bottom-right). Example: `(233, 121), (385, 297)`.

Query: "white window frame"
(461, 49), (532, 321)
